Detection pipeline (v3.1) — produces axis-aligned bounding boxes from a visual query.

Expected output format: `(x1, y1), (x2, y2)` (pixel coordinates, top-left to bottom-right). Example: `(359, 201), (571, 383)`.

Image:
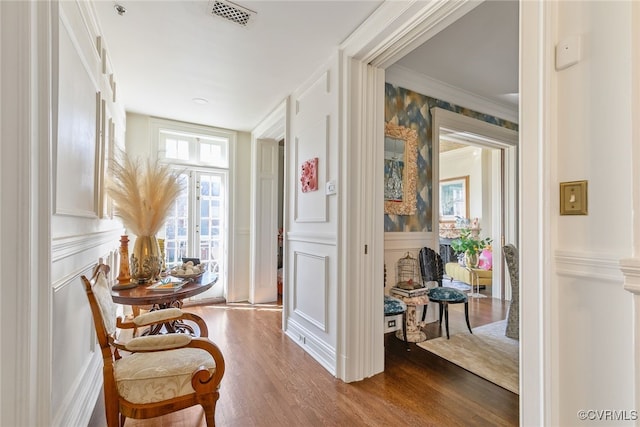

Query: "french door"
(162, 169), (227, 300)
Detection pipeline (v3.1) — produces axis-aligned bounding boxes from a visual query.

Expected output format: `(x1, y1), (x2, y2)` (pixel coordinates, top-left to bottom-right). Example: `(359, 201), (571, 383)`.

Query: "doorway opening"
(431, 107), (518, 302)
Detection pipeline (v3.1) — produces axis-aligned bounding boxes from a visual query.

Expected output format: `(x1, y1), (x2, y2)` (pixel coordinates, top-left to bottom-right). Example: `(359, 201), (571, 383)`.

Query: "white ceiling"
(393, 0), (519, 108)
(93, 0), (518, 133)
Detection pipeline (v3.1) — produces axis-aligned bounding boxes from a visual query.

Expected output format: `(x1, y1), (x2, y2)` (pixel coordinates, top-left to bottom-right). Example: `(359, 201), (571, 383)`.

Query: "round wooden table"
(111, 272), (217, 334)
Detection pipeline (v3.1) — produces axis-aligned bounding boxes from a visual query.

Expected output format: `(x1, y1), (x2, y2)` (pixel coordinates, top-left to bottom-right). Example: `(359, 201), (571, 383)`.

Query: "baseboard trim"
(285, 318), (336, 376)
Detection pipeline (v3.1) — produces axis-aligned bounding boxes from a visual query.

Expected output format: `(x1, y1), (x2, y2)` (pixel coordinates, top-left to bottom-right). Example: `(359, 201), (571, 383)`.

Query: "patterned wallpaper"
(384, 83), (518, 232)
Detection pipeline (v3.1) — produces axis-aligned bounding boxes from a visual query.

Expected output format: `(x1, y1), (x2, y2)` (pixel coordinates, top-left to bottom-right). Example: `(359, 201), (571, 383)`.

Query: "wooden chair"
(502, 244), (519, 340)
(81, 263), (225, 427)
(419, 247), (472, 339)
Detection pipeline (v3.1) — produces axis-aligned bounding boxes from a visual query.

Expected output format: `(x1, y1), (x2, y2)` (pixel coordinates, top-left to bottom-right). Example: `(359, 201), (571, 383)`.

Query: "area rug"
(417, 319), (519, 394)
(442, 278), (472, 292)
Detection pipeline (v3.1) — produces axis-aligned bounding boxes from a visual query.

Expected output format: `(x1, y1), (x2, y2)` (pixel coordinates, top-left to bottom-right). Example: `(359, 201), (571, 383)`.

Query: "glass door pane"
(194, 171), (226, 300)
(163, 172), (190, 267)
(198, 172), (224, 274)
(160, 170), (226, 300)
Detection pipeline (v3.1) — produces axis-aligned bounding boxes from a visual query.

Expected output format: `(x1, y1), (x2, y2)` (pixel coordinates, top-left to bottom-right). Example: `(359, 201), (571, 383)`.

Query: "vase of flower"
(464, 251), (479, 269)
(107, 150), (183, 284)
(130, 235), (162, 283)
(451, 228), (492, 269)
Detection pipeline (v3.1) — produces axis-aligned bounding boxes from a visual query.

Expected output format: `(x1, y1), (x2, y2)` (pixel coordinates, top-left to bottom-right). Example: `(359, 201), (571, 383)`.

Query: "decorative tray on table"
(147, 278), (190, 292)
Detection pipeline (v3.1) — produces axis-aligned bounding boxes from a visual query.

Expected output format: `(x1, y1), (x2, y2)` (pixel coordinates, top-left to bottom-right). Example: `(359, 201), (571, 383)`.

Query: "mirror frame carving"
(384, 122), (417, 215)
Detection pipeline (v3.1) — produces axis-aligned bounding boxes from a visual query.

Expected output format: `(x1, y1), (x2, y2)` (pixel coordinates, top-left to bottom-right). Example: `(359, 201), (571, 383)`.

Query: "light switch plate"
(326, 180), (337, 195)
(560, 180), (588, 215)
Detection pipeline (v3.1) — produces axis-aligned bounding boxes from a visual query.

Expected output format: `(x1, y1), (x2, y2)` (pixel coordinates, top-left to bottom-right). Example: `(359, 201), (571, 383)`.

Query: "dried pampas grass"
(107, 150), (183, 236)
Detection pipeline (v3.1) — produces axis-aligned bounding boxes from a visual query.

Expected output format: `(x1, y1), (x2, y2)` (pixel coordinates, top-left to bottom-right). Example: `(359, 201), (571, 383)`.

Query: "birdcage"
(396, 252), (422, 290)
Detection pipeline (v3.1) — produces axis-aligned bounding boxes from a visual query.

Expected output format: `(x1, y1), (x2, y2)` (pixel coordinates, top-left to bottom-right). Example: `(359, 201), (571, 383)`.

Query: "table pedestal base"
(393, 299), (430, 343)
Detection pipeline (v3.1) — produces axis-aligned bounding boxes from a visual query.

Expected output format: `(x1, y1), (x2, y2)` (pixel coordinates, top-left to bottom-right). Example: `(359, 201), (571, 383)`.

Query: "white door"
(250, 138), (279, 303)
(162, 170), (227, 300)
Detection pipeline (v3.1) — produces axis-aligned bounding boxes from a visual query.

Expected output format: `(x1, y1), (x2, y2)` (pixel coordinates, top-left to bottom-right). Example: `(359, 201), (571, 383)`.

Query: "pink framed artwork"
(300, 157), (318, 193)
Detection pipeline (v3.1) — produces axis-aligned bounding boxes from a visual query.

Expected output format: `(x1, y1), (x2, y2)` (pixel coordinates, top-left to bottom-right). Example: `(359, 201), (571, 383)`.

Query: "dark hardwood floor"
(91, 290), (518, 426)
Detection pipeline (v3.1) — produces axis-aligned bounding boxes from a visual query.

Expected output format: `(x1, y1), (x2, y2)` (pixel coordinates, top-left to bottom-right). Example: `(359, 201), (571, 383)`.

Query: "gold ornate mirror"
(384, 122), (417, 215)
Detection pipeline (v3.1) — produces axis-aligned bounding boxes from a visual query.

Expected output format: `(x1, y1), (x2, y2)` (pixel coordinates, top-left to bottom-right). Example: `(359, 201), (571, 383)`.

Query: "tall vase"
(130, 235), (161, 283)
(117, 235), (131, 283)
(465, 251), (479, 269)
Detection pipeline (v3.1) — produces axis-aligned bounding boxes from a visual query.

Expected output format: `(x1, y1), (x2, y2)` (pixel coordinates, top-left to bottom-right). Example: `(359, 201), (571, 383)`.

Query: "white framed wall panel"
(292, 250), (329, 331)
(294, 116), (329, 223)
(55, 14), (99, 217)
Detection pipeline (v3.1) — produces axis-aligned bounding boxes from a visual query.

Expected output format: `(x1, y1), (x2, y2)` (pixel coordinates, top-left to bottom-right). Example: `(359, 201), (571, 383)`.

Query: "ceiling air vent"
(208, 0), (256, 27)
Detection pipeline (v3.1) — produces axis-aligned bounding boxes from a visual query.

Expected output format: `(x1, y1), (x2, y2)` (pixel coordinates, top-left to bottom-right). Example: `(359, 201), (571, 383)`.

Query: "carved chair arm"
(116, 308), (209, 337)
(133, 307), (183, 326)
(124, 333), (192, 352)
(187, 338), (226, 394)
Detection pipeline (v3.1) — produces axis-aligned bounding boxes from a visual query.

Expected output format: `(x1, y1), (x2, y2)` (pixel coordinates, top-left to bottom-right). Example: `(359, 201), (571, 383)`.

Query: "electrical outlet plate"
(560, 180), (588, 215)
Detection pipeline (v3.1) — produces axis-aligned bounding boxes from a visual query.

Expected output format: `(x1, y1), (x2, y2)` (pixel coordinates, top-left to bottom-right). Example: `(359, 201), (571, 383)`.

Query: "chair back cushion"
(502, 244), (519, 288)
(93, 270), (118, 335)
(418, 247), (444, 285)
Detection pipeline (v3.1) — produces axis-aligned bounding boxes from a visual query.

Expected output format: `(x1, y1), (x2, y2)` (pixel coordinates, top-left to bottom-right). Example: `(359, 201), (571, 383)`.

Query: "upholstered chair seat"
(384, 294), (408, 344)
(384, 294), (407, 315)
(427, 286), (467, 303)
(115, 347), (216, 404)
(426, 286), (473, 339)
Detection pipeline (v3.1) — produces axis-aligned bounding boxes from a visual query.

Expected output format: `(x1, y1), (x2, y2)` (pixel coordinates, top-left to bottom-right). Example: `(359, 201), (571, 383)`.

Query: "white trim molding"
(285, 318), (336, 376)
(387, 65), (518, 124)
(624, 0), (640, 416)
(621, 258), (640, 294)
(1, 2), (54, 426)
(556, 251), (625, 283)
(384, 232), (433, 251)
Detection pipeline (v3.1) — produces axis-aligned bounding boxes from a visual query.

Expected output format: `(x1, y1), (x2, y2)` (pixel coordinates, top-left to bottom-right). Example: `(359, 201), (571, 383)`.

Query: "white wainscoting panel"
(554, 250), (633, 426)
(51, 244), (119, 426)
(292, 250), (328, 331)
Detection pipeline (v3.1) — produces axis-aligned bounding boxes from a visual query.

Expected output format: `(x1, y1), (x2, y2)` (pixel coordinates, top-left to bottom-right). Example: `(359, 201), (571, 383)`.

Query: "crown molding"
(386, 64), (519, 124)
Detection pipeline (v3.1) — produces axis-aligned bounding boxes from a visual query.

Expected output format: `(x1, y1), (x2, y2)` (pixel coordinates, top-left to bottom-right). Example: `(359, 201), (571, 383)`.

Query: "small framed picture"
(440, 175), (470, 221)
